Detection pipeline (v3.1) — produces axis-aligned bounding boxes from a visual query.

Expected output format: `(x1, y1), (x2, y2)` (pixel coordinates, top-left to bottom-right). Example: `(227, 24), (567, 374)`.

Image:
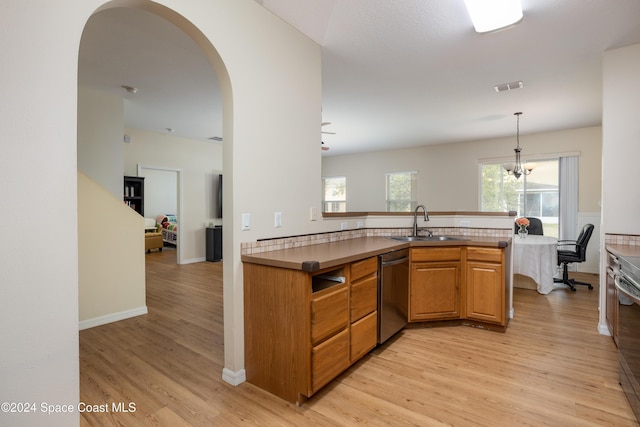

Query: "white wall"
(322, 126), (602, 214)
(139, 168), (179, 220)
(78, 172), (146, 327)
(2, 2), (322, 424)
(124, 128), (223, 263)
(77, 86), (124, 197)
(599, 42), (640, 334)
(1, 2), (97, 425)
(602, 43), (640, 235)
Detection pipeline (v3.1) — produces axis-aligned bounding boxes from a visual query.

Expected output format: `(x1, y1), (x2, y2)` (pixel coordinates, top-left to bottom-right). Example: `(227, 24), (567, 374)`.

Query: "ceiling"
(78, 1), (640, 156)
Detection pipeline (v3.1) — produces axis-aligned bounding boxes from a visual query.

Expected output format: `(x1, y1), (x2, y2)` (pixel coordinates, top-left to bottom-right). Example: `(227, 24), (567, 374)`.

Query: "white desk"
(513, 235), (558, 294)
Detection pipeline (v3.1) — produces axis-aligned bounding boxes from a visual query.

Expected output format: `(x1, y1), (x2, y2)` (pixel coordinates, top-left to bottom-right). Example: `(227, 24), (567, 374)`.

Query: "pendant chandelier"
(504, 112), (534, 179)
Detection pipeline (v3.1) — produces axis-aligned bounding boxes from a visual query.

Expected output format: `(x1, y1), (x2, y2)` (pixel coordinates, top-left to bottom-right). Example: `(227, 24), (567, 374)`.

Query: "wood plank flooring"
(79, 249), (638, 426)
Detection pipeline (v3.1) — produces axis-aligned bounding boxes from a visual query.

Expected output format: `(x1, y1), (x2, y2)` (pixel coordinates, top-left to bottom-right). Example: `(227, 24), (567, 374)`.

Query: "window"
(322, 176), (346, 212)
(386, 171), (417, 212)
(480, 160), (559, 237)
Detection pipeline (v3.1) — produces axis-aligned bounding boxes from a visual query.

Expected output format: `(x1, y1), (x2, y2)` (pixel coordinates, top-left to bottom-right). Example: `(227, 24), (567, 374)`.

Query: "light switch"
(274, 212), (282, 228)
(242, 213), (251, 231)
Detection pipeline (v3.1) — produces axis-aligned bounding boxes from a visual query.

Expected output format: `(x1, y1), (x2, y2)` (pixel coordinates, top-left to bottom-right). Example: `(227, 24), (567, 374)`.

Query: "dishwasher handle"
(381, 256), (409, 267)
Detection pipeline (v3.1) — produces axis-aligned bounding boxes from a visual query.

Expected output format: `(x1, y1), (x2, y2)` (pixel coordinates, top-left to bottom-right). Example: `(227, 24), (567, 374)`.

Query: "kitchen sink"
(389, 235), (467, 242)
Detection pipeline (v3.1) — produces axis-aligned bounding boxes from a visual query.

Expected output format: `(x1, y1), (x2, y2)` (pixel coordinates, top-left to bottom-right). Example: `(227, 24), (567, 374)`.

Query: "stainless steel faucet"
(412, 204), (430, 236)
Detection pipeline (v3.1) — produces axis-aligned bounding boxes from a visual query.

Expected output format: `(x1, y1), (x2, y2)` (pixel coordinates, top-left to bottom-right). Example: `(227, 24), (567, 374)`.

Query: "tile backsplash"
(605, 233), (640, 246)
(241, 227), (512, 255)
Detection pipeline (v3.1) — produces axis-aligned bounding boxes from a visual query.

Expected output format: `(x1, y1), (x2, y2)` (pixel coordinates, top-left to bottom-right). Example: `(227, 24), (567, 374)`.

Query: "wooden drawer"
(350, 311), (377, 363)
(312, 328), (350, 392)
(311, 284), (349, 345)
(411, 247), (461, 263)
(466, 247), (502, 263)
(351, 274), (377, 322)
(351, 256), (378, 282)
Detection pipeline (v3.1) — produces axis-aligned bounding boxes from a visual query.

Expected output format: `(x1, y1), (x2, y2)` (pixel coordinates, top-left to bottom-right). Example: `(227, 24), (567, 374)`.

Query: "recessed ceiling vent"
(494, 81), (523, 92)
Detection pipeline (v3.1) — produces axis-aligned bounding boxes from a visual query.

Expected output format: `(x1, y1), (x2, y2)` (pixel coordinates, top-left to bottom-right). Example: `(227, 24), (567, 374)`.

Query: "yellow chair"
(144, 218), (163, 252)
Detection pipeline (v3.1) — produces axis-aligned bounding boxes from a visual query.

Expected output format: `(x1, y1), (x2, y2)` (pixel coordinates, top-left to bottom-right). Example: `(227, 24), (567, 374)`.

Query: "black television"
(216, 174), (223, 218)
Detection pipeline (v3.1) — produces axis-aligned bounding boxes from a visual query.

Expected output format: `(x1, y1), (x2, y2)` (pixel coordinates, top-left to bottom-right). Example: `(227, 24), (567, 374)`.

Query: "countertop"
(606, 244), (640, 259)
(241, 236), (511, 272)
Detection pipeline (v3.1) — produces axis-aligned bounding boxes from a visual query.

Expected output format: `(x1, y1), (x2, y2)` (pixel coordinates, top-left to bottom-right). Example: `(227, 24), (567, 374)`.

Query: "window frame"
(321, 175), (347, 213)
(385, 171), (418, 212)
(478, 157), (562, 237)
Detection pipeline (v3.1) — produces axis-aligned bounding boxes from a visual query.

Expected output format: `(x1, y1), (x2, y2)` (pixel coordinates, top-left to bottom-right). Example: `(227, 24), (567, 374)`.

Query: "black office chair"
(514, 217), (544, 235)
(554, 223), (595, 291)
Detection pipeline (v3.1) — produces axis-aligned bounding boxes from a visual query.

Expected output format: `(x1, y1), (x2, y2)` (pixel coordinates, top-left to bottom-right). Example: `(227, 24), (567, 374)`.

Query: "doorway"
(138, 165), (182, 264)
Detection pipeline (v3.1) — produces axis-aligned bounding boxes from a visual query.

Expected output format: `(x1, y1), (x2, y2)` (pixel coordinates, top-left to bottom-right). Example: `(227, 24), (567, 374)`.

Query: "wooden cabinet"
(243, 242), (509, 404)
(123, 176), (144, 216)
(311, 282), (349, 345)
(349, 257), (378, 362)
(243, 256), (379, 404)
(409, 248), (461, 321)
(606, 251), (618, 345)
(466, 247), (505, 325)
(409, 246), (508, 329)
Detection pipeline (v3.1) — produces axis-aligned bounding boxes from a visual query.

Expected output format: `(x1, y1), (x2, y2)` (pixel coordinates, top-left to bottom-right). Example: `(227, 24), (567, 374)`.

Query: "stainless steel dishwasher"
(378, 248), (409, 344)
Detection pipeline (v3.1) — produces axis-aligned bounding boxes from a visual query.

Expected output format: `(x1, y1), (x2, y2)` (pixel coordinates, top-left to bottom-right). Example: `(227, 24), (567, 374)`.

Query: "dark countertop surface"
(606, 244), (640, 259)
(241, 236), (511, 272)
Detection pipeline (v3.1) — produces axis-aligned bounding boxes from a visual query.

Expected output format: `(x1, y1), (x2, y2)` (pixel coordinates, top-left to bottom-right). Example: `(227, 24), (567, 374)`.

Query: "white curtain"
(559, 156), (579, 241)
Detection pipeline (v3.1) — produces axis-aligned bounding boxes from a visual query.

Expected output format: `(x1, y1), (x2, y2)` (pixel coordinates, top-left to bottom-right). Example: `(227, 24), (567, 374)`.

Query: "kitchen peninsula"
(242, 231), (512, 404)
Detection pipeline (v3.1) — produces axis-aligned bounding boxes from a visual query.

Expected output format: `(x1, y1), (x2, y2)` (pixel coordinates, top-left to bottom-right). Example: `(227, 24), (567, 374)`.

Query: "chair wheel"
(571, 287), (576, 292)
(588, 285), (593, 290)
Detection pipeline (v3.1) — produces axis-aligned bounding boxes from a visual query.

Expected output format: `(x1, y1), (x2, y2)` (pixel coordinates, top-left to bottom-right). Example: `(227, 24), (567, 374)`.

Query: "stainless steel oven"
(615, 255), (640, 421)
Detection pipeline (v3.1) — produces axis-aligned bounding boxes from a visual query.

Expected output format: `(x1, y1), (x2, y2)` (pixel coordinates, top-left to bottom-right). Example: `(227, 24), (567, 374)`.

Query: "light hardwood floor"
(80, 249), (638, 426)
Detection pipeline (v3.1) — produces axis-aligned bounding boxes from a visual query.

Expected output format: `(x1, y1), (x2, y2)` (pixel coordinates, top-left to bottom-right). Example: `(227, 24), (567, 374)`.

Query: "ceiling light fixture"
(464, 0), (523, 33)
(494, 80), (523, 92)
(504, 112), (534, 179)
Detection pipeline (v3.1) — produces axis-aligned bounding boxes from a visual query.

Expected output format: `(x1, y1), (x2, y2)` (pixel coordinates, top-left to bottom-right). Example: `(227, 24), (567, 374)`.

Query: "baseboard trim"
(181, 257), (206, 265)
(222, 368), (246, 386)
(79, 306), (148, 330)
(598, 322), (612, 336)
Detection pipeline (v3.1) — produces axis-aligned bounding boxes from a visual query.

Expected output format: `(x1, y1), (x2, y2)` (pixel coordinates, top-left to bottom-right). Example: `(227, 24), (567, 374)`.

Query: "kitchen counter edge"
(606, 244), (640, 259)
(241, 236), (511, 272)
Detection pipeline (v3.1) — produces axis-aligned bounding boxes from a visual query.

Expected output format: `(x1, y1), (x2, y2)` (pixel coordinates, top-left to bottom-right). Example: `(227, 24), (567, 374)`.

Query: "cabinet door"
(410, 261), (460, 321)
(466, 261), (504, 324)
(350, 311), (377, 363)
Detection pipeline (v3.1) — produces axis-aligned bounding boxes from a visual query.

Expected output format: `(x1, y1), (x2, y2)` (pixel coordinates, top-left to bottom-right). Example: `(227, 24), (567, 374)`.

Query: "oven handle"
(381, 256), (409, 267)
(616, 275), (640, 305)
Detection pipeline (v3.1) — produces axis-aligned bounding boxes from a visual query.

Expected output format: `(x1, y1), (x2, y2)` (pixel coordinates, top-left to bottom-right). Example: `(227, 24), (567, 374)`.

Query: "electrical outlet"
(357, 220), (364, 228)
(460, 220), (471, 227)
(310, 207), (318, 221)
(274, 212), (282, 228)
(340, 221), (348, 230)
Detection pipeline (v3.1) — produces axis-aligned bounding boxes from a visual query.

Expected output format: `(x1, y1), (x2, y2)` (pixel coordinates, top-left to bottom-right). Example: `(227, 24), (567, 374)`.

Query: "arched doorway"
(77, 0), (235, 385)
